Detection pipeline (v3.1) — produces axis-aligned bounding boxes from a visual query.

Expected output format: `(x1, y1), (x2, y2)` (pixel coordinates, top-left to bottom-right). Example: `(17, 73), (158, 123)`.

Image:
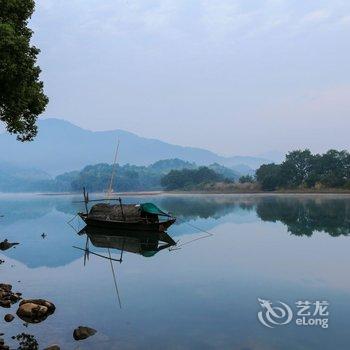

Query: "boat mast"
(107, 138), (120, 199)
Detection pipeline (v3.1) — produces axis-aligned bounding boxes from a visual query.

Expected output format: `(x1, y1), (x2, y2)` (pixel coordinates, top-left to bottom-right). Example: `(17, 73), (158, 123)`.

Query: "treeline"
(161, 167), (231, 190)
(256, 149), (350, 191)
(71, 163), (161, 192)
(72, 160), (239, 192)
(0, 158), (239, 193)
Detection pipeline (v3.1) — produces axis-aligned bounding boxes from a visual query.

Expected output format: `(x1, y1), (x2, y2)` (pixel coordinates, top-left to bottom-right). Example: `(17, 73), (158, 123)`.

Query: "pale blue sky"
(28, 0), (350, 156)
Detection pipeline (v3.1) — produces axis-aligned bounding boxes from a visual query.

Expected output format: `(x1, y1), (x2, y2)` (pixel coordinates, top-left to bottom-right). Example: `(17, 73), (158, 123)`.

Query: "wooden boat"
(78, 201), (176, 232)
(77, 141), (176, 232)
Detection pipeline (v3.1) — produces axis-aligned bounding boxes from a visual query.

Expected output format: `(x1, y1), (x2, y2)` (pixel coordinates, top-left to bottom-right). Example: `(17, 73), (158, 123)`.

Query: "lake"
(0, 193), (349, 349)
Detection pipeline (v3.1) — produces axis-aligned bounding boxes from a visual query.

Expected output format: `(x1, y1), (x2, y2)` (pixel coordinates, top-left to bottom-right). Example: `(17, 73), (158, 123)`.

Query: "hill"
(0, 163), (53, 192)
(0, 118), (267, 175)
(0, 159), (240, 193)
(69, 159), (240, 192)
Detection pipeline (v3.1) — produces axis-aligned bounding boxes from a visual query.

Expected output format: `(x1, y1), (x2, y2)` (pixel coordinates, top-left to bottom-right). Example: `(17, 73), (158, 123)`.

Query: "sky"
(27, 0), (350, 157)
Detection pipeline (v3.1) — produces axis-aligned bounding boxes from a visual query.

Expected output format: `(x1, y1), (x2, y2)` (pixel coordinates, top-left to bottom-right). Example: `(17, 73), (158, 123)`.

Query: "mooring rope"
(169, 216), (214, 250)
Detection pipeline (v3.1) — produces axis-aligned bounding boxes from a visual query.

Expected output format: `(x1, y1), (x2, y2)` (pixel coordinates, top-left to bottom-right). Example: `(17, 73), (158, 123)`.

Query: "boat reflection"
(74, 226), (177, 308)
(76, 225), (177, 262)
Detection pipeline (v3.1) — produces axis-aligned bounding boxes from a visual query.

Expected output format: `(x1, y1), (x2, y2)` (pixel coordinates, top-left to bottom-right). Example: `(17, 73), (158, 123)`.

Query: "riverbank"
(1, 189), (350, 197)
(167, 188), (350, 195)
(40, 189), (350, 196)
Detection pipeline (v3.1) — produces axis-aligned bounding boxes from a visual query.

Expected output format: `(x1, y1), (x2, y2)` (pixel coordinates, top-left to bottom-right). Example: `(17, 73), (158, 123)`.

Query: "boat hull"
(78, 213), (175, 232)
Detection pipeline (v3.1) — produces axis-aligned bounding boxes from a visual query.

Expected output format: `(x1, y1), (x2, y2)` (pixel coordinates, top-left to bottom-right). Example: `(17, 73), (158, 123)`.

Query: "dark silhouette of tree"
(0, 0), (48, 141)
(255, 149), (350, 190)
(239, 175), (255, 183)
(280, 149), (313, 187)
(255, 163), (282, 190)
(161, 167), (226, 190)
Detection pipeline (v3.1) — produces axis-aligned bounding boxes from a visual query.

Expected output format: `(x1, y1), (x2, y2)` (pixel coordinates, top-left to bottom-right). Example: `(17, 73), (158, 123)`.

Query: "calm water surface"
(0, 194), (350, 349)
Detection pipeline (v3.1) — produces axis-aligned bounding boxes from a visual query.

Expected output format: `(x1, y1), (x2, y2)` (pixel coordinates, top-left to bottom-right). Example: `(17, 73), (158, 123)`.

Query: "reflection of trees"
(3, 194), (348, 238)
(0, 195), (83, 226)
(256, 197), (350, 236)
(57, 195), (258, 223)
(0, 195), (256, 224)
(0, 198), (53, 226)
(158, 196), (256, 222)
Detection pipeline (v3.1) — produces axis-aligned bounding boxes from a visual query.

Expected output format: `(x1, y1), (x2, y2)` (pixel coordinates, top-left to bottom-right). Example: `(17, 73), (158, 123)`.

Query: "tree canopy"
(0, 0), (48, 141)
(161, 167), (227, 190)
(239, 174), (255, 184)
(256, 149), (350, 191)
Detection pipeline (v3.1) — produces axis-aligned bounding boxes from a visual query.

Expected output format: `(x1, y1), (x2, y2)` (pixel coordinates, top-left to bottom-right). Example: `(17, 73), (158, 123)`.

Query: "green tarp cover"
(140, 203), (170, 217)
(141, 250), (158, 257)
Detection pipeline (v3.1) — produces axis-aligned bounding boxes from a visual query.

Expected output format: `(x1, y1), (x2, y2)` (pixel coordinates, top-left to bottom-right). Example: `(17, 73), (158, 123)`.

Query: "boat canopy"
(89, 202), (170, 222)
(140, 203), (170, 217)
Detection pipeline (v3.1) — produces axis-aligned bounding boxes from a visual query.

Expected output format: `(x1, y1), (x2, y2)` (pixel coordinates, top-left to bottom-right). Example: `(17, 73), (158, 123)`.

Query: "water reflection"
(1, 195), (349, 238)
(1, 194), (350, 349)
(73, 226), (177, 309)
(77, 226), (176, 259)
(0, 195), (349, 269)
(256, 196), (350, 236)
(160, 195), (350, 237)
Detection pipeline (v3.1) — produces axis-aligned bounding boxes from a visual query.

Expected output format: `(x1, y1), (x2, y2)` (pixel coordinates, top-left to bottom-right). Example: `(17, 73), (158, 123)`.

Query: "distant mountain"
(207, 163), (240, 180)
(0, 162), (51, 181)
(257, 150), (285, 163)
(69, 159), (240, 192)
(0, 158), (241, 193)
(148, 159), (196, 174)
(0, 118), (269, 174)
(0, 162), (53, 192)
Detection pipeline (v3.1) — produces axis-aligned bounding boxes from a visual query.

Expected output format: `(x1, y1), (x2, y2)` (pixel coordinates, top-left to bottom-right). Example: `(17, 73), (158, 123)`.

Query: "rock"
(44, 345), (60, 350)
(0, 300), (11, 308)
(4, 314), (14, 322)
(0, 239), (19, 251)
(73, 326), (97, 341)
(16, 299), (55, 323)
(0, 337), (9, 350)
(0, 284), (12, 292)
(0, 284), (21, 308)
(12, 333), (38, 350)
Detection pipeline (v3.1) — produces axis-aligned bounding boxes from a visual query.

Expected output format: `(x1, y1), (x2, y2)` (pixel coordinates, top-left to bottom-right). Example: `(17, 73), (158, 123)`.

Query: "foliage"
(239, 175), (255, 183)
(256, 149), (350, 191)
(148, 158), (196, 173)
(0, 159), (238, 193)
(208, 162), (240, 181)
(161, 167), (228, 190)
(280, 149), (313, 187)
(70, 163), (159, 192)
(0, 0), (48, 141)
(255, 163), (282, 191)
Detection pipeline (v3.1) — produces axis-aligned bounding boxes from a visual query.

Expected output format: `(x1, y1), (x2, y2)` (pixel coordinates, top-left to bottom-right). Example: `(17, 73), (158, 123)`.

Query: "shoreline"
(1, 189), (350, 197)
(167, 189), (350, 195)
(31, 189), (350, 196)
